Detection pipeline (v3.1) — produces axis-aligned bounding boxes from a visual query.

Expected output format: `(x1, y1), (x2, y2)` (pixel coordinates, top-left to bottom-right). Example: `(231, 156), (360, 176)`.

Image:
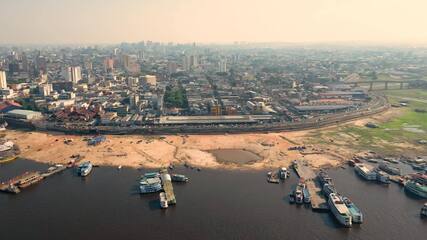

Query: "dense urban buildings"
(0, 43), (426, 132)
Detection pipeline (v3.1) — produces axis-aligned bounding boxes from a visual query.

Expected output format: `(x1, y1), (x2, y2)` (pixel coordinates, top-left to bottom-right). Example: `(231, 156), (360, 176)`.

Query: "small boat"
(0, 141), (14, 152)
(267, 177), (280, 184)
(384, 157), (399, 164)
(289, 188), (295, 203)
(118, 165), (122, 170)
(303, 187), (311, 204)
(171, 174), (189, 182)
(342, 196), (363, 223)
(379, 163), (401, 176)
(348, 160), (356, 167)
(412, 164), (425, 171)
(140, 175), (163, 194)
(376, 170), (390, 184)
(78, 162), (93, 177)
(295, 182), (305, 204)
(159, 192), (168, 209)
(421, 203), (427, 217)
(279, 167), (289, 179)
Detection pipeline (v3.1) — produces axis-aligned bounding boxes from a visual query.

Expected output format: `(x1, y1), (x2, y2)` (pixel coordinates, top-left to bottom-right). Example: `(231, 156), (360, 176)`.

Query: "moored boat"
(328, 193), (352, 227)
(367, 159), (379, 163)
(267, 177), (280, 184)
(279, 167), (290, 179)
(323, 183), (337, 198)
(421, 203), (427, 217)
(159, 192), (168, 209)
(295, 183), (304, 204)
(17, 172), (43, 188)
(289, 187), (295, 204)
(171, 174), (189, 182)
(355, 164), (377, 181)
(140, 176), (163, 194)
(404, 181), (427, 198)
(376, 170), (390, 184)
(303, 187), (311, 204)
(317, 170), (332, 186)
(342, 196), (363, 223)
(379, 162), (401, 176)
(78, 162), (93, 177)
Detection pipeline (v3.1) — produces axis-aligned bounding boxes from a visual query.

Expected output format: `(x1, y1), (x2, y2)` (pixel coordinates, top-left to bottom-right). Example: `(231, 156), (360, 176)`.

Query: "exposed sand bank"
(3, 129), (344, 170)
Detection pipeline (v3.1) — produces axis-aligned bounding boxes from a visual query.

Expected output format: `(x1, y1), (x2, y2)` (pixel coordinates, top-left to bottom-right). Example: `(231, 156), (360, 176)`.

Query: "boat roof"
(330, 194), (350, 214)
(407, 181), (427, 191)
(145, 177), (161, 184)
(356, 164), (374, 172)
(144, 172), (159, 178)
(348, 207), (361, 216)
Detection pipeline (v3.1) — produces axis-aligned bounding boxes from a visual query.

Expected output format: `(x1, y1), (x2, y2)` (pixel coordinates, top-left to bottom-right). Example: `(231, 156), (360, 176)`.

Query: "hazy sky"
(1, 0), (427, 44)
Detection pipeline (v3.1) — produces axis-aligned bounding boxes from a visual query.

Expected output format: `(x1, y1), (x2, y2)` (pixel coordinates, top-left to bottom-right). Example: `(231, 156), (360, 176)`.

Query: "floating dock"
(41, 165), (67, 178)
(306, 180), (329, 211)
(293, 161), (316, 180)
(1, 165), (68, 194)
(160, 169), (176, 205)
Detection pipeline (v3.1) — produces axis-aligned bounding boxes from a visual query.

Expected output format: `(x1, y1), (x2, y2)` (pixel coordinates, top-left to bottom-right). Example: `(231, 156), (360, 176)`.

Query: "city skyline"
(2, 0), (427, 45)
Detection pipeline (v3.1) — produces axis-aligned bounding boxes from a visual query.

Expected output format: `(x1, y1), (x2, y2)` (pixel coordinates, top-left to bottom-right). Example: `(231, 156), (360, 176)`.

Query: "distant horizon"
(1, 40), (427, 48)
(2, 0), (427, 46)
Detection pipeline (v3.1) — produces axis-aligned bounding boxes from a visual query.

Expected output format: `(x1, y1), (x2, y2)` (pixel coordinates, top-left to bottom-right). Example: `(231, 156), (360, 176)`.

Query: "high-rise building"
(183, 54), (198, 72)
(64, 66), (82, 83)
(130, 94), (140, 110)
(104, 57), (114, 73)
(84, 60), (93, 71)
(0, 70), (7, 89)
(127, 77), (139, 87)
(167, 62), (177, 74)
(122, 54), (130, 69)
(38, 83), (53, 96)
(218, 59), (227, 73)
(122, 54), (140, 74)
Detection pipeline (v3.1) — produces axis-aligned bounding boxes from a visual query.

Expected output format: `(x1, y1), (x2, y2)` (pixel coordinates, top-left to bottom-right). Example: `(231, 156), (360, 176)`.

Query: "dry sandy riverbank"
(2, 108), (406, 170)
(3, 130), (344, 170)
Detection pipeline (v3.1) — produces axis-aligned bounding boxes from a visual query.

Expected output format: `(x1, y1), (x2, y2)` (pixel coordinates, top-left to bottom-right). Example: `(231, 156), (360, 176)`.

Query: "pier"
(160, 169), (176, 205)
(41, 165), (67, 178)
(0, 165), (68, 194)
(306, 180), (329, 211)
(293, 161), (316, 180)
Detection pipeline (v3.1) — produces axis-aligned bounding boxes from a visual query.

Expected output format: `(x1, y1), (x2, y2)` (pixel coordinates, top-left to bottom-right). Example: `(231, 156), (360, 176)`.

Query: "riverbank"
(3, 94), (425, 171)
(3, 128), (345, 170)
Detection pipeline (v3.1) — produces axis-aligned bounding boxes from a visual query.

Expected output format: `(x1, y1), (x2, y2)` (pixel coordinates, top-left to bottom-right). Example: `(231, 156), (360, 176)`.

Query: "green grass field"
(308, 89), (427, 154)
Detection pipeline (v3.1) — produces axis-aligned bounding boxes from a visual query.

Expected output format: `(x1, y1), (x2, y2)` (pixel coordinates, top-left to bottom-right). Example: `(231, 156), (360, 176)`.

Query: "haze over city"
(1, 1), (427, 239)
(2, 0), (427, 45)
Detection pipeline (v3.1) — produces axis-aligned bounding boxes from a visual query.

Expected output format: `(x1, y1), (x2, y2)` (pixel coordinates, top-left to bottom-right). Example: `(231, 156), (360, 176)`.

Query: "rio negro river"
(0, 159), (426, 240)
